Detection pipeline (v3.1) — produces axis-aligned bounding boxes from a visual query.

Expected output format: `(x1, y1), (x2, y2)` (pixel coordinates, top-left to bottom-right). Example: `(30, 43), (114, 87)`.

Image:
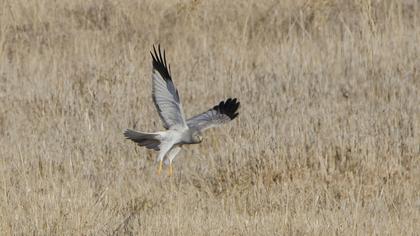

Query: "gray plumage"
(124, 45), (240, 175)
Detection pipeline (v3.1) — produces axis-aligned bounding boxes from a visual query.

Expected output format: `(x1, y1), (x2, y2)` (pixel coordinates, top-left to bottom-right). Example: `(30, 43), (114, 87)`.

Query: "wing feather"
(150, 45), (187, 130)
(186, 98), (240, 131)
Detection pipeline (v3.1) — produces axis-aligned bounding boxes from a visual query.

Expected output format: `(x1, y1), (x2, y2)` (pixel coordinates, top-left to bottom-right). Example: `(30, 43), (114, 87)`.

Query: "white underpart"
(124, 47), (239, 167)
(164, 146), (182, 165)
(156, 128), (187, 162)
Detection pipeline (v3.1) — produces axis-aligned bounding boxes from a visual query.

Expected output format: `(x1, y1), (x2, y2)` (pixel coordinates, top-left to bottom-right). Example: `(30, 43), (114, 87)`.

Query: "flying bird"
(124, 45), (240, 176)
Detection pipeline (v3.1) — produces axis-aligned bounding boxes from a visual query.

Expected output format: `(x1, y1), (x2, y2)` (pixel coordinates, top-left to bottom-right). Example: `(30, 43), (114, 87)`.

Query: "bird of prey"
(124, 45), (240, 176)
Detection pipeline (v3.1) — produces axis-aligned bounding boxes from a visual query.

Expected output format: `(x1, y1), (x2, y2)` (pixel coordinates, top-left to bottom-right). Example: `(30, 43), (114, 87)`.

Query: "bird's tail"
(123, 129), (162, 151)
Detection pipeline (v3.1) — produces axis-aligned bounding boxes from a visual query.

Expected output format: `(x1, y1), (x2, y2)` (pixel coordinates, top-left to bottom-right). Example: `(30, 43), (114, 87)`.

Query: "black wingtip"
(213, 98), (240, 120)
(150, 44), (172, 80)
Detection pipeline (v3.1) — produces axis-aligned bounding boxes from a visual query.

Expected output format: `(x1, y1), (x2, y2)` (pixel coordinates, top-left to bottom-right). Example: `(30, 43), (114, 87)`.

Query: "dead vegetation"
(0, 0), (419, 235)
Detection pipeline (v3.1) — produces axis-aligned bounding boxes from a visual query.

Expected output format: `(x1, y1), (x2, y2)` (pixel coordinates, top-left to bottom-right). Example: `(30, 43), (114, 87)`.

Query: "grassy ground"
(0, 0), (419, 235)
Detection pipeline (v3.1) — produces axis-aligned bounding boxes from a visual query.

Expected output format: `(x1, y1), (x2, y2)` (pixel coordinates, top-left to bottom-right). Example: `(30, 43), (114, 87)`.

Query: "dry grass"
(0, 0), (420, 235)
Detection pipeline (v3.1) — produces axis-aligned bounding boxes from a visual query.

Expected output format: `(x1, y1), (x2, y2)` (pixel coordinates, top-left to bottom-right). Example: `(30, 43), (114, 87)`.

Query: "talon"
(157, 160), (163, 176)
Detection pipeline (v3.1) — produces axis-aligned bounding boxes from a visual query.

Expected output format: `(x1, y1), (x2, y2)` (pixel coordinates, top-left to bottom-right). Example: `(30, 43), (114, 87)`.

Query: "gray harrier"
(124, 45), (240, 176)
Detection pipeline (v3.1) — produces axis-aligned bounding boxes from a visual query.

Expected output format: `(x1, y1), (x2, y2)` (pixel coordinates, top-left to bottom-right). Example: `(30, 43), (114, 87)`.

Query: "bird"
(123, 45), (240, 176)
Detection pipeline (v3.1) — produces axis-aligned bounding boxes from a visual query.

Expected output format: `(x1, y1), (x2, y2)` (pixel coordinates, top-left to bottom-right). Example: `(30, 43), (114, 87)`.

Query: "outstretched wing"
(150, 45), (187, 130)
(187, 98), (240, 132)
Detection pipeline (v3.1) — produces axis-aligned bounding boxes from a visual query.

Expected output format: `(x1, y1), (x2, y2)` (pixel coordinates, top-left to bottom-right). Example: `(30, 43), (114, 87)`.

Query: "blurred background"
(0, 0), (419, 234)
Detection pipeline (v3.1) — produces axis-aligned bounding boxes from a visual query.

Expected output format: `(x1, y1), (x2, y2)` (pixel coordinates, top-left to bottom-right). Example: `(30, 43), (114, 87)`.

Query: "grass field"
(0, 0), (420, 235)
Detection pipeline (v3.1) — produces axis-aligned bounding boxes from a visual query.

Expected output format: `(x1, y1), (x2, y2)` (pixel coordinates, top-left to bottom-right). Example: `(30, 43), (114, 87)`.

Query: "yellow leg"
(157, 160), (163, 176)
(168, 163), (173, 176)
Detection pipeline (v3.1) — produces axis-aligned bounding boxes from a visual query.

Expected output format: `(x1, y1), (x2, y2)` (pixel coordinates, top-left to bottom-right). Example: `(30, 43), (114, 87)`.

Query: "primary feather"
(124, 45), (240, 173)
(150, 45), (187, 130)
(187, 98), (240, 131)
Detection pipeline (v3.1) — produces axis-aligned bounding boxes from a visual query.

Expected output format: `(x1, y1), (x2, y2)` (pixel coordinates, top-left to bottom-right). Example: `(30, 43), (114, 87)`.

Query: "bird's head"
(192, 131), (203, 144)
